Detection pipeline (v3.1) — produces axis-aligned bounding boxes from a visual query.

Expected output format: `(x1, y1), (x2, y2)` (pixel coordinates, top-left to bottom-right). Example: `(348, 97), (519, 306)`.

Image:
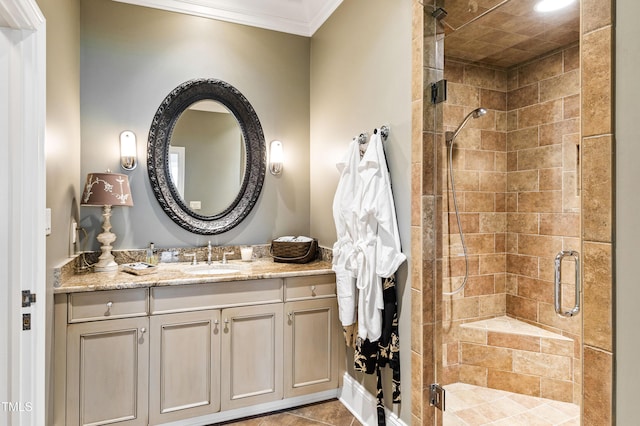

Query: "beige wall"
(310, 0), (413, 423)
(615, 0), (640, 423)
(38, 0), (81, 271)
(36, 0), (81, 423)
(80, 0), (310, 250)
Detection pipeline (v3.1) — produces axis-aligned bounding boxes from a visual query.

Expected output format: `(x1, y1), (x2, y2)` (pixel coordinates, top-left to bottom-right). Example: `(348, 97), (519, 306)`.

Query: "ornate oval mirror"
(148, 79), (266, 234)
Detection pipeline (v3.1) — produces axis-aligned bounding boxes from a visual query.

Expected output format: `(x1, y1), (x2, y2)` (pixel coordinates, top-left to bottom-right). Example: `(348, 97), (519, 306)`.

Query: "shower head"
(446, 107), (487, 144)
(472, 107), (487, 118)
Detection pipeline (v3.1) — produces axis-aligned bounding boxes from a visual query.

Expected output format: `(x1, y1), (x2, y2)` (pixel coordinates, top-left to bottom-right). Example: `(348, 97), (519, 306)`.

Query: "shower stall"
(409, 0), (608, 423)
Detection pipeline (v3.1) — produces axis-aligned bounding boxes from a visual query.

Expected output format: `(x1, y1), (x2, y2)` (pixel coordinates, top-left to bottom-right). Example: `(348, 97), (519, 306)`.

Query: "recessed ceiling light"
(534, 0), (575, 12)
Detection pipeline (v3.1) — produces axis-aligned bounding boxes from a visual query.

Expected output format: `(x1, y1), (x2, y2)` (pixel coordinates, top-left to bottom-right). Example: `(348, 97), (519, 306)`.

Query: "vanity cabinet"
(55, 272), (339, 426)
(65, 289), (150, 426)
(149, 310), (221, 424)
(221, 303), (284, 410)
(284, 275), (340, 398)
(66, 317), (149, 426)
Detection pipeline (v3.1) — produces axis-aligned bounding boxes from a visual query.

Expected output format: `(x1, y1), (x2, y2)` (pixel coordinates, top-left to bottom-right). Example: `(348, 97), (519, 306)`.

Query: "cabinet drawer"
(284, 275), (336, 301)
(68, 288), (149, 323)
(151, 279), (283, 314)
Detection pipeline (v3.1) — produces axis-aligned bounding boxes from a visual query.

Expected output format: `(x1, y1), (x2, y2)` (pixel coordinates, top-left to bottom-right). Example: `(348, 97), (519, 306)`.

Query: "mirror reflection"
(170, 100), (246, 216)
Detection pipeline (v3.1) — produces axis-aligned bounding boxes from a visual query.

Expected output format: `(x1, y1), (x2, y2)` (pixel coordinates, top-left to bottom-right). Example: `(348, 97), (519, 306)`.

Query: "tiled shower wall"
(505, 44), (581, 333)
(440, 47), (582, 404)
(581, 0), (614, 423)
(441, 60), (508, 385)
(505, 44), (582, 403)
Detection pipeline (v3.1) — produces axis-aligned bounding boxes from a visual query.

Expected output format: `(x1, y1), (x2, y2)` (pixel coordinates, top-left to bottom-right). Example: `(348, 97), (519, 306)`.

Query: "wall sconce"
(269, 140), (283, 176)
(120, 130), (137, 170)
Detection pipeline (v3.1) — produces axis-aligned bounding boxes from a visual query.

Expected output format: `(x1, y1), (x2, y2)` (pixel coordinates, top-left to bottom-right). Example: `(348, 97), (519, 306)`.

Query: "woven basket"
(270, 238), (318, 264)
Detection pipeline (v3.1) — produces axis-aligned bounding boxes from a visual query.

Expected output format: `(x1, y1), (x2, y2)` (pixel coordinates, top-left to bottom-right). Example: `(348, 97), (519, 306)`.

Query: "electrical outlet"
(71, 219), (77, 244)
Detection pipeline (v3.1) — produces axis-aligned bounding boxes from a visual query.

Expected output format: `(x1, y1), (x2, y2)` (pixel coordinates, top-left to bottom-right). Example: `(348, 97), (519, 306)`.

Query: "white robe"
(332, 139), (360, 327)
(333, 131), (406, 341)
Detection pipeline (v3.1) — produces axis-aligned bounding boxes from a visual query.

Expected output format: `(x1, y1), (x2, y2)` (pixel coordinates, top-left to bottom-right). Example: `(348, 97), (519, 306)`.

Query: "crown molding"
(113, 0), (342, 37)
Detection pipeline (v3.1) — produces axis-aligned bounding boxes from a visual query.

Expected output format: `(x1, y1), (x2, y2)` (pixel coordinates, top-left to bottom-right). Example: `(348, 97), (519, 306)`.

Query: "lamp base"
(93, 205), (119, 273)
(94, 256), (118, 272)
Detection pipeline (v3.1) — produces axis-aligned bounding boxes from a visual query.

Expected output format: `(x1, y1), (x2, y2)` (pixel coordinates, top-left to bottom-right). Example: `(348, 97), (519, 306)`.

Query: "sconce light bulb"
(269, 140), (283, 176)
(120, 130), (137, 171)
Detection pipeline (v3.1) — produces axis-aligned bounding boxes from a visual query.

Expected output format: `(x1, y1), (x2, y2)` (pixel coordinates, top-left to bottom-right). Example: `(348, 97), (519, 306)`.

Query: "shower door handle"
(554, 250), (580, 317)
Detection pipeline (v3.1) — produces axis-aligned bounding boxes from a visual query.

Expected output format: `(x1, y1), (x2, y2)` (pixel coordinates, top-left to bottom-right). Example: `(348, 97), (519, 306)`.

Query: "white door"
(0, 1), (46, 425)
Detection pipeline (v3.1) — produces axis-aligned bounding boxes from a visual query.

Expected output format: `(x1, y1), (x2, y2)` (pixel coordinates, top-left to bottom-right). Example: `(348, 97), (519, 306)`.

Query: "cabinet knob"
(214, 319), (219, 325)
(224, 318), (229, 324)
(106, 301), (113, 310)
(310, 285), (316, 296)
(140, 327), (146, 334)
(288, 312), (293, 321)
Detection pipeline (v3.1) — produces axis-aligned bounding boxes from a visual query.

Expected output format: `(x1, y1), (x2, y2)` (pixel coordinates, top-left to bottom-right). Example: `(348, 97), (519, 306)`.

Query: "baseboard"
(339, 372), (407, 426)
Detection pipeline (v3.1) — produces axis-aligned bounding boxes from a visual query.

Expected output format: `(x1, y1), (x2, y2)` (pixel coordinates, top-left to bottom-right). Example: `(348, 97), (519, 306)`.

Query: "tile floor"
(212, 383), (580, 425)
(215, 399), (362, 426)
(443, 383), (580, 425)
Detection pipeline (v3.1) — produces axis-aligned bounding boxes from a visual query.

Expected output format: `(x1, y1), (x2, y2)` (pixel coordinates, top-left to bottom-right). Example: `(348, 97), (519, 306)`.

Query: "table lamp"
(81, 172), (134, 272)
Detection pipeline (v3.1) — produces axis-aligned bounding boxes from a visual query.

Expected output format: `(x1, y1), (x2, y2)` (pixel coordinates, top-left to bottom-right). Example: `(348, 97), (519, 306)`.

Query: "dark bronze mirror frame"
(148, 78), (266, 235)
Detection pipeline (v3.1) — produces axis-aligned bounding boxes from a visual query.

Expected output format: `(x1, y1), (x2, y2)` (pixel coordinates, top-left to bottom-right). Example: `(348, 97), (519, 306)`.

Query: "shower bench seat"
(457, 315), (576, 403)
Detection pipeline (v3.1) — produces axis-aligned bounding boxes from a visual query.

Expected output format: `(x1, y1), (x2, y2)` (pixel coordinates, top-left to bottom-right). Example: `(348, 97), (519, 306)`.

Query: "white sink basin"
(183, 265), (241, 275)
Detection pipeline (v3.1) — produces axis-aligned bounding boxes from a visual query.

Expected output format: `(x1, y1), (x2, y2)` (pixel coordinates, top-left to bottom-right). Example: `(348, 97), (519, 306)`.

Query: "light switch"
(45, 208), (51, 236)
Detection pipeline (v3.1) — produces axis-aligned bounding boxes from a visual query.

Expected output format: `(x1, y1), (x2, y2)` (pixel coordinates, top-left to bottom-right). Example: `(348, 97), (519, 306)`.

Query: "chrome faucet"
(207, 241), (212, 265)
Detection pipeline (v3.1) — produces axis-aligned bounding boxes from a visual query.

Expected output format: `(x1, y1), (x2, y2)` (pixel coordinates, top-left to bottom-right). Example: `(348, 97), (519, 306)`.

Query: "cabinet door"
(284, 298), (340, 397)
(149, 310), (221, 424)
(220, 303), (283, 410)
(66, 317), (149, 426)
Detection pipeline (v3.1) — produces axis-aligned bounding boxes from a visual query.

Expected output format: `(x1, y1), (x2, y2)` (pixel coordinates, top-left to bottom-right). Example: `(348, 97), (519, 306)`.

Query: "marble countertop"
(54, 259), (334, 294)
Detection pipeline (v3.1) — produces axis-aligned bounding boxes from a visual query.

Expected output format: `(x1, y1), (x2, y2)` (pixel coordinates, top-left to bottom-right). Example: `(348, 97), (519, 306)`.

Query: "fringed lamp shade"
(81, 172), (133, 272)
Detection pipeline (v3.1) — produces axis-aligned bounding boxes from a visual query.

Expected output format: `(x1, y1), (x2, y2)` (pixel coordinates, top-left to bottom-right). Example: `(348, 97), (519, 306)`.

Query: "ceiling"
(113, 0), (578, 68)
(114, 0), (343, 37)
(443, 0), (579, 68)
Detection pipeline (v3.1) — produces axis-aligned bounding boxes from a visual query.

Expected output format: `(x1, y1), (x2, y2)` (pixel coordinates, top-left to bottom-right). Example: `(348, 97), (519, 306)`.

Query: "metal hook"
(357, 132), (369, 144)
(379, 125), (390, 141)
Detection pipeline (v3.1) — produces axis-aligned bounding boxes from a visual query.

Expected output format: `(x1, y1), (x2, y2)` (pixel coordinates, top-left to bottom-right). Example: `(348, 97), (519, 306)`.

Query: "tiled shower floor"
(443, 383), (580, 425)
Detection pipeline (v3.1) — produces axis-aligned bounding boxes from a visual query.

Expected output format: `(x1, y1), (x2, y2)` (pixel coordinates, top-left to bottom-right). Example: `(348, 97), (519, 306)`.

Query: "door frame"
(0, 0), (46, 424)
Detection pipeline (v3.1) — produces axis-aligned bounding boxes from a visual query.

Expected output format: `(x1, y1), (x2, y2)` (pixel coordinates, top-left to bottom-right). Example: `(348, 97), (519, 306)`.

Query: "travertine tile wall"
(581, 0), (614, 423)
(411, 0), (442, 424)
(505, 44), (582, 404)
(505, 45), (581, 334)
(440, 50), (582, 404)
(440, 60), (508, 385)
